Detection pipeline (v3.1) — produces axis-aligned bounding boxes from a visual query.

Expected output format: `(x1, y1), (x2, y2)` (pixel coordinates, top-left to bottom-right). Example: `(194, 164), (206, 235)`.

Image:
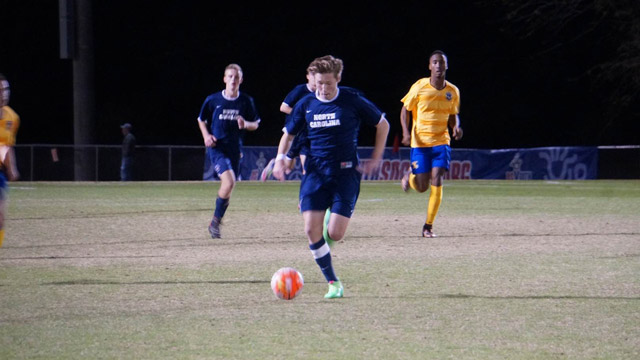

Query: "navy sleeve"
(198, 96), (213, 123)
(282, 86), (300, 107)
(282, 84), (308, 107)
(356, 95), (384, 127)
(285, 100), (307, 135)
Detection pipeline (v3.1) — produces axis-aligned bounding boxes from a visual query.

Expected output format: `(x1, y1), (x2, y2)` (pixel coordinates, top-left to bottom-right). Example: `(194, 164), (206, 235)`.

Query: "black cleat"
(422, 223), (436, 238)
(208, 217), (221, 239)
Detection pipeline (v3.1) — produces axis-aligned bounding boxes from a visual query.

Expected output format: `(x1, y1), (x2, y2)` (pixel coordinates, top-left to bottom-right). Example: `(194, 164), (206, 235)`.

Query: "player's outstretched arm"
(237, 115), (260, 131)
(273, 133), (295, 181)
(1, 146), (19, 181)
(363, 116), (390, 175)
(198, 120), (217, 147)
(400, 106), (412, 145)
(448, 114), (463, 140)
(280, 103), (293, 115)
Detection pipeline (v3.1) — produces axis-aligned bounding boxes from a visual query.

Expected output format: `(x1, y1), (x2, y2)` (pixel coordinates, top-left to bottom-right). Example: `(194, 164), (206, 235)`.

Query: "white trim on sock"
(310, 242), (330, 259)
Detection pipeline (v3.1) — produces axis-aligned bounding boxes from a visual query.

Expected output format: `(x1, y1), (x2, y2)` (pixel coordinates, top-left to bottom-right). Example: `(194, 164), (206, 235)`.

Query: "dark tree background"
(485, 0), (640, 145)
(2, 0), (638, 149)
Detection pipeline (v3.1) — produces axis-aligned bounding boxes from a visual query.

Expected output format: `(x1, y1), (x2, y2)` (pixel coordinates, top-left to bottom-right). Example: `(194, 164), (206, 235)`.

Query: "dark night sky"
(2, 0), (638, 149)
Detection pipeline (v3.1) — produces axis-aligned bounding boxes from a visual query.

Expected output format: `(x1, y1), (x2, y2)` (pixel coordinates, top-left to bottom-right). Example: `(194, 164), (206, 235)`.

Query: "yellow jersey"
(0, 106), (20, 146)
(401, 78), (460, 148)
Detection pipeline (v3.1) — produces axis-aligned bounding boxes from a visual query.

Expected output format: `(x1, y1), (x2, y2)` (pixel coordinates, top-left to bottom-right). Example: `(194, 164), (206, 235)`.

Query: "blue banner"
(450, 147), (598, 180)
(204, 146), (598, 181)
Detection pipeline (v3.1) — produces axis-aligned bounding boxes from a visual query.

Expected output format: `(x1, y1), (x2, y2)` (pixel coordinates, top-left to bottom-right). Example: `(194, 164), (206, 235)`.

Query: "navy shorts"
(207, 147), (240, 177)
(299, 168), (361, 218)
(0, 172), (6, 201)
(410, 145), (451, 174)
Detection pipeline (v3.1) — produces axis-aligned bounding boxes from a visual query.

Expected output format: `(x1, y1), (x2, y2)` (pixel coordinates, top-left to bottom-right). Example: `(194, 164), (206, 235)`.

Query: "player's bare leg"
(218, 170), (236, 199)
(323, 211), (349, 243)
(401, 168), (411, 192)
(403, 170), (430, 193)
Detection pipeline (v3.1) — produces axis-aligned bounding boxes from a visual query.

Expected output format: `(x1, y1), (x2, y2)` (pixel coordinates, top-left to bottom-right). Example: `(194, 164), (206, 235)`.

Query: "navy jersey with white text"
(198, 91), (260, 155)
(285, 87), (383, 174)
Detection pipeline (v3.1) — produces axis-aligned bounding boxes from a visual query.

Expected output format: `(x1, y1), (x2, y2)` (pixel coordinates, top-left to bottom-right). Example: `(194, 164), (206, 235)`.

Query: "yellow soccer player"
(400, 51), (463, 238)
(0, 74), (21, 247)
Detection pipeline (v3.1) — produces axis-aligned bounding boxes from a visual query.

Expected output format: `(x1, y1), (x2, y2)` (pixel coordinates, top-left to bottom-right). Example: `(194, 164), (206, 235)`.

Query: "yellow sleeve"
(452, 85), (461, 115)
(11, 114), (20, 144)
(0, 107), (20, 145)
(400, 79), (426, 112)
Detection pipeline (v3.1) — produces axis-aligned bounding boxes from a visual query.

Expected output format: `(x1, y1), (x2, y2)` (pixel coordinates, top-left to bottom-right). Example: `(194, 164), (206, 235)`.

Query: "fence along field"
(1, 180), (638, 359)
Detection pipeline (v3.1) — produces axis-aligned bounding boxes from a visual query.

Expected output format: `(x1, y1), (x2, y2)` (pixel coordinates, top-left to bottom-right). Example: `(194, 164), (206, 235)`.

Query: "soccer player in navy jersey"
(280, 64), (316, 174)
(197, 64), (260, 238)
(261, 64), (316, 181)
(272, 55), (390, 298)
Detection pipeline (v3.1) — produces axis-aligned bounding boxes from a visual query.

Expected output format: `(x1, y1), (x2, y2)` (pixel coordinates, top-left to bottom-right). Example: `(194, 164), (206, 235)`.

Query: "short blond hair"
(225, 63), (243, 77)
(308, 55), (343, 79)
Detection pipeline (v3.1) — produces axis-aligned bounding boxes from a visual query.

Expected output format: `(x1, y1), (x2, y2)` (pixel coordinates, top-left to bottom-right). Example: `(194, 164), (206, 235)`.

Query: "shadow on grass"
(40, 279), (326, 285)
(2, 255), (165, 260)
(0, 236), (303, 250)
(439, 293), (640, 300)
(11, 208), (212, 221)
(35, 281), (640, 301)
(4, 231), (639, 251)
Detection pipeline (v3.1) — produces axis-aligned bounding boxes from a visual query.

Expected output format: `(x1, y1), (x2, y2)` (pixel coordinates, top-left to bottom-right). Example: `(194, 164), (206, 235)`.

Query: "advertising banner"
(204, 146), (598, 181)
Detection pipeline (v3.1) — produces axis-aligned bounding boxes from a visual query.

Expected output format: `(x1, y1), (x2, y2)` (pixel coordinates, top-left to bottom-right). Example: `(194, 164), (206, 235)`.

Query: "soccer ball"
(271, 267), (304, 300)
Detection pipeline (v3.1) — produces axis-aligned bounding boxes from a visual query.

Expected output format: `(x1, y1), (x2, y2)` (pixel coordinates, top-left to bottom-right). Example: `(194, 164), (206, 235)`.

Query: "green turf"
(1, 180), (639, 359)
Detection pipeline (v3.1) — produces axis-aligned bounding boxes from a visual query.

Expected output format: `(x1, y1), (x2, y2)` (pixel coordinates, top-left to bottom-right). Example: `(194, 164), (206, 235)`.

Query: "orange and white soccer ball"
(271, 267), (304, 300)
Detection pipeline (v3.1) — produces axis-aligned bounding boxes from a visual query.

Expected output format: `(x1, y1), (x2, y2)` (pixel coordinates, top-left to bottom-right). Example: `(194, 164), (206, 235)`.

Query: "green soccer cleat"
(324, 280), (344, 299)
(323, 208), (334, 248)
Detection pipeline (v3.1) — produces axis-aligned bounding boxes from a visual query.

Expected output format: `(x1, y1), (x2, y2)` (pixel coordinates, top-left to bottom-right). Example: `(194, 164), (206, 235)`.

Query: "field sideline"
(1, 180), (639, 359)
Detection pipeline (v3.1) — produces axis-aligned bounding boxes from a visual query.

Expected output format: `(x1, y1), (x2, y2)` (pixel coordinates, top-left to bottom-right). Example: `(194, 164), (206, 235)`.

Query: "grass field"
(1, 180), (639, 359)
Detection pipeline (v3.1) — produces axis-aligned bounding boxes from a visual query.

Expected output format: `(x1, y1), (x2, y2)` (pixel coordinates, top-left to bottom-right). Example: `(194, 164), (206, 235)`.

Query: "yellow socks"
(0, 229), (4, 247)
(426, 185), (443, 225)
(409, 173), (418, 191)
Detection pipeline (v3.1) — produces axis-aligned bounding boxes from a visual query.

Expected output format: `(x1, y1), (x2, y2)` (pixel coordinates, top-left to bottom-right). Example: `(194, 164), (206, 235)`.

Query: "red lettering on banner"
(450, 162), (460, 179)
(462, 162), (471, 178)
(347, 159), (473, 180)
(444, 160), (472, 179)
(390, 161), (401, 180)
(360, 159), (412, 180)
(380, 161), (390, 179)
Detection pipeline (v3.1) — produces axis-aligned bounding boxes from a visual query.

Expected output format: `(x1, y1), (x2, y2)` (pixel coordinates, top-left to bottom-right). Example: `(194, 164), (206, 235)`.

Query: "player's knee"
(218, 188), (232, 198)
(431, 169), (446, 186)
(304, 227), (322, 243)
(329, 228), (345, 241)
(415, 180), (429, 193)
(413, 174), (430, 192)
(219, 180), (235, 196)
(327, 220), (347, 241)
